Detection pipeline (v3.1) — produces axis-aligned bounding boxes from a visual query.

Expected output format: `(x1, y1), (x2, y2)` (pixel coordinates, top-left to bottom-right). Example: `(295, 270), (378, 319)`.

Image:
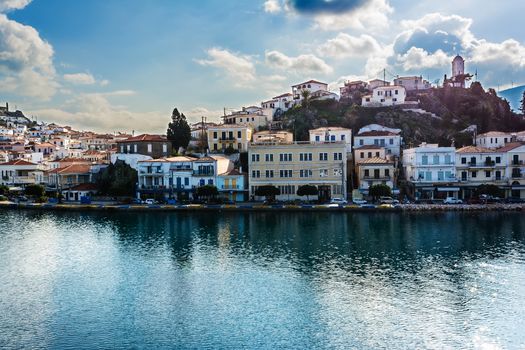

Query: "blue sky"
(0, 0), (524, 132)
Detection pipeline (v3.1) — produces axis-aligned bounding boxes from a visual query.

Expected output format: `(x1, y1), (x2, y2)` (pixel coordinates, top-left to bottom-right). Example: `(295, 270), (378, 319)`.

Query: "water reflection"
(0, 210), (524, 349)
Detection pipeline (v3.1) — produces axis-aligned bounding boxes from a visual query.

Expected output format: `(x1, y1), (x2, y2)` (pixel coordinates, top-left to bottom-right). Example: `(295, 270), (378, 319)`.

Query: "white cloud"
(63, 72), (96, 85)
(318, 33), (382, 58)
(470, 39), (525, 68)
(0, 0), (31, 12)
(99, 79), (109, 86)
(196, 47), (256, 87)
(264, 0), (281, 13)
(0, 13), (57, 100)
(398, 47), (452, 70)
(265, 50), (333, 74)
(312, 0), (393, 32)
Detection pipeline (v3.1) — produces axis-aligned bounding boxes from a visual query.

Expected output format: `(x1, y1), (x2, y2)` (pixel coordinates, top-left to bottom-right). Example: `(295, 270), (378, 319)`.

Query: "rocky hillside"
(280, 82), (525, 147)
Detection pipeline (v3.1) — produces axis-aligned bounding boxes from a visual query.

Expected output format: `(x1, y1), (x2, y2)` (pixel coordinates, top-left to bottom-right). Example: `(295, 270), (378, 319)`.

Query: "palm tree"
(301, 89), (311, 108)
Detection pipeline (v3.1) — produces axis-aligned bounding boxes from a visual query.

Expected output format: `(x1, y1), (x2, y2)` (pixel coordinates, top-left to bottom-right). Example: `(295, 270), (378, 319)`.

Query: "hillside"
(280, 83), (525, 147)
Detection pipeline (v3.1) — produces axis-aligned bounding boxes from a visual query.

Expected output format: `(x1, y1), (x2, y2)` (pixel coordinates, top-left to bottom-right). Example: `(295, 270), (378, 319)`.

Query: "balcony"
(363, 176), (391, 181)
(193, 171), (214, 176)
(218, 137), (236, 142)
(511, 160), (524, 166)
(511, 172), (523, 179)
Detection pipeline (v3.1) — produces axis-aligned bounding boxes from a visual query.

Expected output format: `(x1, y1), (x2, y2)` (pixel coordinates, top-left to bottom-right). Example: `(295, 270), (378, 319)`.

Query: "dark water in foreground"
(0, 210), (524, 349)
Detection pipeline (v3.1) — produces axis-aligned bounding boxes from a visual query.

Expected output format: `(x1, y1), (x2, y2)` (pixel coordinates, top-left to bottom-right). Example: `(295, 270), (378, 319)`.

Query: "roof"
(49, 164), (91, 174)
(292, 80), (327, 87)
(219, 169), (242, 176)
(456, 145), (494, 153)
(309, 127), (351, 132)
(495, 142), (525, 152)
(273, 93), (293, 99)
(477, 131), (511, 137)
(68, 183), (98, 191)
(34, 142), (55, 148)
(194, 156), (216, 162)
(356, 131), (398, 137)
(0, 159), (37, 166)
(208, 124), (252, 130)
(139, 156), (197, 163)
(117, 134), (167, 143)
(359, 157), (394, 165)
(354, 145), (384, 150)
(56, 157), (90, 163)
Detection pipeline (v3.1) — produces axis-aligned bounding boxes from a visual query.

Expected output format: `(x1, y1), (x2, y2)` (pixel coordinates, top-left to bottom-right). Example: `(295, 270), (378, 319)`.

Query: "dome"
(453, 55), (464, 62)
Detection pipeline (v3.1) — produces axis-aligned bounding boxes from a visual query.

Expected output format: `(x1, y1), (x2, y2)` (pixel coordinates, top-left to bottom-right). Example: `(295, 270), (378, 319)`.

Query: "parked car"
(443, 197), (463, 204)
(505, 197), (525, 204)
(144, 199), (156, 205)
(17, 196), (28, 202)
(132, 198), (142, 204)
(330, 198), (348, 205)
(352, 198), (367, 205)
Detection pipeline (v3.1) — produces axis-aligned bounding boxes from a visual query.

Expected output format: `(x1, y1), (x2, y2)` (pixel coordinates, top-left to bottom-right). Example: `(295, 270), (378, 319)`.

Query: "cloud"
(63, 72), (96, 85)
(318, 33), (381, 58)
(398, 47), (452, 71)
(0, 0), (31, 12)
(310, 0), (393, 31)
(470, 39), (525, 68)
(264, 0), (281, 13)
(0, 13), (57, 100)
(265, 50), (333, 74)
(286, 0), (367, 14)
(196, 47), (256, 87)
(29, 93), (167, 133)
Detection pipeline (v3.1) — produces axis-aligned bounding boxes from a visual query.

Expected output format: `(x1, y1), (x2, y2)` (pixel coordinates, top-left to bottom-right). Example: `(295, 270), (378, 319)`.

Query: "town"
(1, 55), (525, 208)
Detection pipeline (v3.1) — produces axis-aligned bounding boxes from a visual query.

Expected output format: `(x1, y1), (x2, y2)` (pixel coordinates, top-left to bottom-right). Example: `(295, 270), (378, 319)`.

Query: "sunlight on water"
(0, 210), (524, 349)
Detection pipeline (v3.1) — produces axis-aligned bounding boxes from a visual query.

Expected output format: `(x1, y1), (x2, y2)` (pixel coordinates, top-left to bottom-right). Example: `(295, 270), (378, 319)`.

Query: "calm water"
(0, 210), (524, 349)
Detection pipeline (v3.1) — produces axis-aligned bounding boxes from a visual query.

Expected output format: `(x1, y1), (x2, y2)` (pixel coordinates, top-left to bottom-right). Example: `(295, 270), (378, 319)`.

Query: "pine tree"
(167, 108), (191, 153)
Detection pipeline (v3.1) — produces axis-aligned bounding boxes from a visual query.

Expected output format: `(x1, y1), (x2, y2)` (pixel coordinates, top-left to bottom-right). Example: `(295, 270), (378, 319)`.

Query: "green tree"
(0, 184), (9, 196)
(369, 184), (392, 199)
(167, 108), (191, 153)
(95, 160), (138, 196)
(24, 184), (45, 197)
(301, 89), (311, 108)
(254, 185), (280, 202)
(195, 185), (218, 202)
(296, 184), (318, 201)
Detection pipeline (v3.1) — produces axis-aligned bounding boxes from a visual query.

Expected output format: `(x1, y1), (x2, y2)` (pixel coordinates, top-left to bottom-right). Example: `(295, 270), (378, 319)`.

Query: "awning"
(437, 187), (460, 192)
(511, 185), (525, 189)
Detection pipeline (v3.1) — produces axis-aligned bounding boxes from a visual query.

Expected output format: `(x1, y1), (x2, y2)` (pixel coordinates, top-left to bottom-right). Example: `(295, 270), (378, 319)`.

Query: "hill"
(498, 85), (525, 112)
(279, 83), (525, 148)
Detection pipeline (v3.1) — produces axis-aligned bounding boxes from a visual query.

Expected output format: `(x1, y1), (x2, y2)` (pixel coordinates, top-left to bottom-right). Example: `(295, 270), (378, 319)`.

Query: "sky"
(0, 0), (524, 133)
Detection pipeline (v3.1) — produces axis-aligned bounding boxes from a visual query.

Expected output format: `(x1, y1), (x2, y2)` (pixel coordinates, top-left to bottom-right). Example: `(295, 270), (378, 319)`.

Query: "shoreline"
(1, 201), (523, 213)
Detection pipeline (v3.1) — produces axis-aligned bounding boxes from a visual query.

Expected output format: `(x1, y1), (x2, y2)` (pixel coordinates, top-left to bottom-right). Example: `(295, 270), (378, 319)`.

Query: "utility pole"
(383, 68), (386, 85)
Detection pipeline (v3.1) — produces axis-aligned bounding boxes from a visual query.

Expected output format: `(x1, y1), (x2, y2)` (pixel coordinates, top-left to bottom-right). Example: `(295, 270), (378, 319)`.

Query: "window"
(134, 144), (138, 153)
(208, 179), (213, 185)
(422, 155), (428, 165)
(341, 135), (345, 141)
(213, 144), (217, 151)
(364, 169), (370, 177)
(252, 170), (260, 178)
(213, 132), (217, 139)
(496, 156), (501, 164)
(251, 154), (260, 162)
(359, 140), (363, 146)
(445, 155), (451, 164)
(300, 170), (312, 178)
(461, 157), (467, 164)
(389, 139), (393, 145)
(237, 131), (242, 138)
(330, 135), (336, 141)
(433, 155), (439, 164)
(333, 153), (343, 161)
(266, 170), (274, 178)
(319, 169), (328, 177)
(472, 171), (477, 178)
(279, 170), (292, 178)
(319, 153), (328, 161)
(470, 157), (476, 165)
(385, 169), (390, 177)
(368, 152), (372, 158)
(374, 169), (380, 178)
(495, 170), (501, 180)
(279, 153), (293, 162)
(375, 152), (380, 157)
(485, 171), (491, 178)
(315, 135), (320, 141)
(437, 171), (444, 181)
(184, 178), (189, 186)
(360, 152), (364, 158)
(265, 154), (274, 162)
(127, 144), (131, 152)
(461, 171), (467, 181)
(162, 144), (167, 153)
(147, 144), (152, 153)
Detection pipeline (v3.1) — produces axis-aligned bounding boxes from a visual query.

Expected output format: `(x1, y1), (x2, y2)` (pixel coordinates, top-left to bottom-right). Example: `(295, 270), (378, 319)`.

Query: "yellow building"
(248, 141), (347, 201)
(207, 124), (253, 153)
(356, 157), (395, 195)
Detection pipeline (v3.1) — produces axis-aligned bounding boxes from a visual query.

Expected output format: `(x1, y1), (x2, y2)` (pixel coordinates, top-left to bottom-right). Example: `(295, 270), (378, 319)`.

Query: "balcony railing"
(193, 171), (214, 176)
(511, 160), (524, 166)
(362, 176), (391, 181)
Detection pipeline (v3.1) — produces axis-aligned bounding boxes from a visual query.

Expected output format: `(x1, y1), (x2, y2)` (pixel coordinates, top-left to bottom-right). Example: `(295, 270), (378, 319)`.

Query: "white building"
(291, 80), (328, 103)
(362, 85), (406, 107)
(455, 146), (507, 199)
(356, 157), (395, 194)
(368, 79), (390, 90)
(403, 143), (458, 200)
(0, 159), (45, 187)
(393, 76), (431, 92)
(261, 93), (293, 117)
(499, 142), (525, 199)
(475, 131), (513, 149)
(309, 127), (352, 154)
(353, 128), (402, 157)
(222, 110), (269, 130)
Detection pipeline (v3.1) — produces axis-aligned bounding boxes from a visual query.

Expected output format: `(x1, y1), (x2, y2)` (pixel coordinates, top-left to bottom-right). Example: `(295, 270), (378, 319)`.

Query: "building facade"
(362, 86), (406, 107)
(207, 125), (253, 153)
(117, 134), (171, 159)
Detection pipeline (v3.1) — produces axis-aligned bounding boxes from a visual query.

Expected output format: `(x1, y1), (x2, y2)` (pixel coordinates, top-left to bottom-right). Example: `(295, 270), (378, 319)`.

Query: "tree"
(167, 108), (191, 153)
(95, 160), (138, 197)
(296, 185), (318, 201)
(24, 184), (45, 197)
(0, 184), (9, 196)
(254, 185), (280, 202)
(301, 89), (311, 108)
(521, 91), (525, 115)
(369, 184), (392, 199)
(195, 185), (218, 202)
(224, 145), (238, 155)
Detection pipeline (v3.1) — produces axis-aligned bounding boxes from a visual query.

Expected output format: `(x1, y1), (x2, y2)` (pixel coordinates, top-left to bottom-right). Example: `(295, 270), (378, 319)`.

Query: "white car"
(443, 197), (463, 204)
(145, 199), (156, 205)
(352, 198), (367, 205)
(330, 198), (348, 205)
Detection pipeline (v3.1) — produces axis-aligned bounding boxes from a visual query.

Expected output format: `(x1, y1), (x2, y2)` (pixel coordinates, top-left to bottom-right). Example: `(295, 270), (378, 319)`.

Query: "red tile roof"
(68, 183), (98, 191)
(48, 164), (91, 174)
(495, 142), (525, 152)
(117, 134), (167, 143)
(0, 159), (37, 166)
